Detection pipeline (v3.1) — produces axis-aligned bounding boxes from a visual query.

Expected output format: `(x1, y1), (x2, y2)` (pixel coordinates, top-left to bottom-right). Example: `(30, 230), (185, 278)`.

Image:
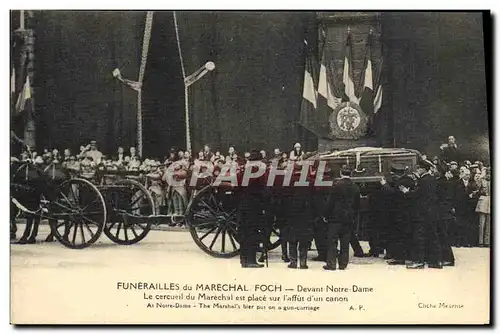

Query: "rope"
(173, 11), (191, 152)
(173, 11), (187, 79)
(137, 11), (154, 158)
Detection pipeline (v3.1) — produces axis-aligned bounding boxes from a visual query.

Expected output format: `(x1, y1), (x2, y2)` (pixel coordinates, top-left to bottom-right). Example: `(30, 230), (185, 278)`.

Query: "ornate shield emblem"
(329, 102), (368, 140)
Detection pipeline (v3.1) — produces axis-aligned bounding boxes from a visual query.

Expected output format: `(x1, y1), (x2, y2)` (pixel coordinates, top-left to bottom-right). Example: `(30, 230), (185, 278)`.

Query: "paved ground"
(11, 224), (490, 325)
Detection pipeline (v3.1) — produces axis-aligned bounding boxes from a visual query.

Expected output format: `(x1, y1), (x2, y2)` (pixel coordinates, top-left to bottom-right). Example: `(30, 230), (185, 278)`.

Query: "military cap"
(390, 162), (407, 175)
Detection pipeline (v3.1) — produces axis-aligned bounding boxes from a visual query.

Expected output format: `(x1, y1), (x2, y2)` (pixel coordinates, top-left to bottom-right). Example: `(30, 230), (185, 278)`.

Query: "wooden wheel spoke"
(209, 193), (222, 213)
(199, 226), (217, 241)
(198, 199), (217, 215)
(107, 222), (116, 231)
(124, 228), (129, 242)
(79, 214), (101, 226)
(59, 191), (76, 209)
(193, 220), (216, 229)
(227, 229), (238, 250)
(208, 227), (222, 250)
(221, 229), (226, 253)
(129, 192), (144, 208)
(52, 199), (75, 213)
(69, 184), (79, 205)
(71, 222), (78, 244)
(79, 222), (86, 244)
(130, 225), (139, 238)
(81, 197), (103, 213)
(83, 222), (95, 239)
(115, 223), (122, 239)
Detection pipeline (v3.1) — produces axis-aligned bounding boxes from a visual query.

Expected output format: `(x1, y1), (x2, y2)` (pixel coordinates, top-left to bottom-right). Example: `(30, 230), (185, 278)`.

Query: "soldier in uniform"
(283, 165), (314, 269)
(237, 150), (267, 268)
(436, 168), (456, 266)
(402, 159), (442, 269)
(311, 164), (332, 262)
(322, 165), (360, 270)
(380, 163), (417, 265)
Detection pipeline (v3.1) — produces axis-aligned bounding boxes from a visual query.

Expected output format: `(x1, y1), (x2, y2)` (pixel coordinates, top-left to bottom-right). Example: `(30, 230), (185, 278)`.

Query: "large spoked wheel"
(49, 178), (107, 249)
(103, 179), (155, 245)
(186, 185), (240, 258)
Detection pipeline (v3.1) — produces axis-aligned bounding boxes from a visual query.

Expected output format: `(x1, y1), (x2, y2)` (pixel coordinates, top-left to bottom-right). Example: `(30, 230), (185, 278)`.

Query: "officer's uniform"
(436, 173), (456, 265)
(406, 160), (442, 269)
(380, 164), (417, 264)
(322, 166), (361, 270)
(237, 150), (267, 268)
(283, 171), (314, 269)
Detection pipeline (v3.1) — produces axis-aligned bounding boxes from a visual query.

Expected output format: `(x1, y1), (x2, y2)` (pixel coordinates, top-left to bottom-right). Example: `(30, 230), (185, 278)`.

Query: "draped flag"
(374, 56), (384, 114)
(342, 29), (359, 104)
(316, 38), (342, 137)
(11, 68), (15, 96)
(15, 75), (32, 115)
(359, 31), (374, 116)
(298, 39), (320, 136)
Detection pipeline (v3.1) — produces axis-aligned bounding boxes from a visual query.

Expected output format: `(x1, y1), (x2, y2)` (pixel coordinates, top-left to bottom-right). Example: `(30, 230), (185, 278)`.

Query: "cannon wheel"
(103, 178), (155, 245)
(186, 185), (240, 258)
(49, 178), (107, 249)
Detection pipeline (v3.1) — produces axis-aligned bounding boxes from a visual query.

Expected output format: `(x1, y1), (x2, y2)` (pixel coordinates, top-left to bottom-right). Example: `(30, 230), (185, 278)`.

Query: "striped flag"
(15, 75), (32, 114)
(374, 56), (384, 114)
(342, 29), (359, 104)
(359, 31), (374, 116)
(317, 42), (342, 137)
(298, 39), (320, 135)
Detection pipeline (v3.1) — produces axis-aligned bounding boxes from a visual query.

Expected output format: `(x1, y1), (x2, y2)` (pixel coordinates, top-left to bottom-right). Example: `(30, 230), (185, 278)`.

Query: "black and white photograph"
(8, 9), (491, 324)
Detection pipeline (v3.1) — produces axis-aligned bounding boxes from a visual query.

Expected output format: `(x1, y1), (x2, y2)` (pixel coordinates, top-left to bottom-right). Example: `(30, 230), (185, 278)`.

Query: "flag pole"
(172, 11), (191, 152)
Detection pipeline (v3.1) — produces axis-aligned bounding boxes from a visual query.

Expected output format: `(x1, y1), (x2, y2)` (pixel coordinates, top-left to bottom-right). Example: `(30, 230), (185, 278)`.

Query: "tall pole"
(184, 85), (191, 152)
(173, 11), (190, 152)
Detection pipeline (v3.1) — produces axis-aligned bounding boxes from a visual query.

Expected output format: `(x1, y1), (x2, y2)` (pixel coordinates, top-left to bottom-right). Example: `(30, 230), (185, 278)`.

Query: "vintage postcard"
(9, 10), (491, 325)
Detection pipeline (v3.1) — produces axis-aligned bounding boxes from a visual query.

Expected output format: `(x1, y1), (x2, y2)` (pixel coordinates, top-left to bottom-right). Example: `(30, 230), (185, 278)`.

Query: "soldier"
(380, 163), (416, 265)
(311, 164), (332, 262)
(401, 159), (442, 269)
(436, 168), (456, 266)
(237, 150), (267, 268)
(322, 165), (360, 271)
(283, 165), (314, 269)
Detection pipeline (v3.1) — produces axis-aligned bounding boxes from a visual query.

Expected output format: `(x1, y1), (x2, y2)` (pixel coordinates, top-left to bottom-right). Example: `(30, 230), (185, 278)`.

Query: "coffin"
(306, 146), (422, 184)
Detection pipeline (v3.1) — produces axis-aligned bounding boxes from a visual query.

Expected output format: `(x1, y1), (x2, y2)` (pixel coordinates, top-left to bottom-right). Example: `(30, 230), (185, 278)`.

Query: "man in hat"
(237, 150), (267, 268)
(86, 140), (103, 164)
(380, 163), (416, 265)
(322, 165), (360, 270)
(440, 135), (460, 164)
(400, 159), (442, 269)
